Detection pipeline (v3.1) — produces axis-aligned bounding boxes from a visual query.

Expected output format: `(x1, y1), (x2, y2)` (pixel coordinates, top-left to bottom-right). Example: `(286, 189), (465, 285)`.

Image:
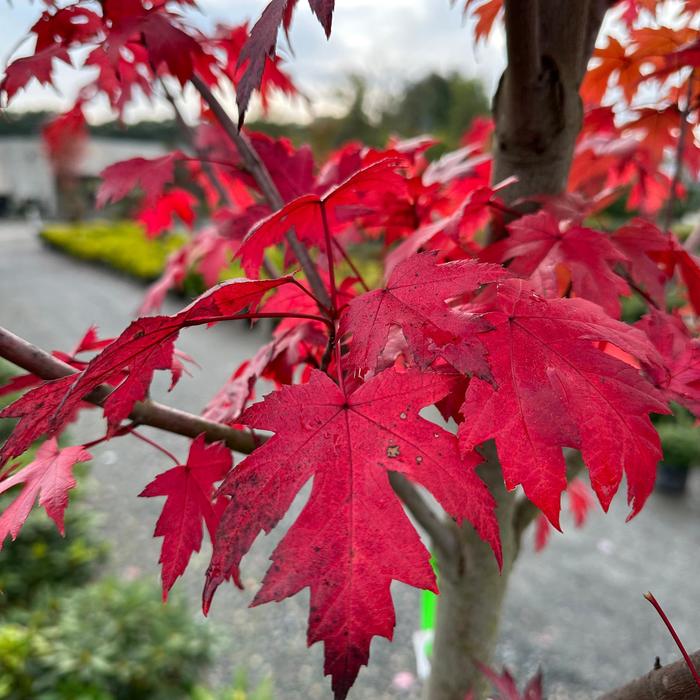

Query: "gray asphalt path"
(1, 222), (699, 699)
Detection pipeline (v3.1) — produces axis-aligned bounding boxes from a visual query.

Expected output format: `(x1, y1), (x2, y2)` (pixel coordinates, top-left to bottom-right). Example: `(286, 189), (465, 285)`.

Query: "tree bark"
(598, 651), (700, 700)
(426, 4), (613, 699)
(492, 0), (610, 210)
(426, 446), (518, 700)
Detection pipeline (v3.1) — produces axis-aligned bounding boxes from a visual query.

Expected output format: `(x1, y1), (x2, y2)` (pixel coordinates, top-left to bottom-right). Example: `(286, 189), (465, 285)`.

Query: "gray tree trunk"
(426, 3), (611, 698)
(426, 450), (518, 700)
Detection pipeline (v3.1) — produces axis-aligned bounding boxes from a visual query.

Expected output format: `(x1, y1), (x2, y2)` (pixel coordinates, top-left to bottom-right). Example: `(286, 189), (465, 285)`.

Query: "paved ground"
(1, 221), (699, 699)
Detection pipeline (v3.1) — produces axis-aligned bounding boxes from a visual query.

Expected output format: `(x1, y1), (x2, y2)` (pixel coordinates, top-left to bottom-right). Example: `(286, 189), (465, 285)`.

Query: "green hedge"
(40, 222), (187, 281)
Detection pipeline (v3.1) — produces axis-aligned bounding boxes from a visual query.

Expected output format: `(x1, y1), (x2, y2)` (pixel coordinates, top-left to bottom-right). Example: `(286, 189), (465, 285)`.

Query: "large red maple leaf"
(140, 435), (233, 598)
(636, 309), (700, 416)
(204, 368), (501, 699)
(0, 278), (294, 466)
(484, 211), (631, 317)
(237, 159), (406, 277)
(458, 280), (668, 527)
(1, 44), (72, 100)
(96, 152), (184, 209)
(341, 252), (506, 377)
(0, 439), (92, 546)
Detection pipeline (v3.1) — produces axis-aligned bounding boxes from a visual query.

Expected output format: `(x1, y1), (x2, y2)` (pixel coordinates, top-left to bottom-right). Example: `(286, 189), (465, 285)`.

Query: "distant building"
(0, 137), (166, 217)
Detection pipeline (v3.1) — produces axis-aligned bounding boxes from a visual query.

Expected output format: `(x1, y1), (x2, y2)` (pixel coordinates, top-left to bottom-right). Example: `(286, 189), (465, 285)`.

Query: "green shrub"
(0, 506), (107, 613)
(657, 421), (700, 468)
(40, 222), (188, 281)
(0, 359), (107, 611)
(1, 579), (214, 700)
(192, 671), (274, 700)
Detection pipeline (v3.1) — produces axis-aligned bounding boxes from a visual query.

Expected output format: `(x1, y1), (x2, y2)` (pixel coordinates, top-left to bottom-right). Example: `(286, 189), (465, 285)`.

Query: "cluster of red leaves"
(2, 2), (700, 699)
(466, 662), (543, 700)
(1, 0), (299, 119)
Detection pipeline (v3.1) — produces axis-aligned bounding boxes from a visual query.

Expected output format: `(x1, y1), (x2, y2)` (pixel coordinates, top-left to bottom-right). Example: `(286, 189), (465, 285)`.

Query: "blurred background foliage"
(0, 360), (272, 700)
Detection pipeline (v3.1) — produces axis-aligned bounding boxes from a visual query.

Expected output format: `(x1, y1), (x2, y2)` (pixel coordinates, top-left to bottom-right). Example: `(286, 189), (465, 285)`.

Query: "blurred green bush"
(0, 580), (212, 700)
(0, 361), (272, 699)
(40, 222), (187, 281)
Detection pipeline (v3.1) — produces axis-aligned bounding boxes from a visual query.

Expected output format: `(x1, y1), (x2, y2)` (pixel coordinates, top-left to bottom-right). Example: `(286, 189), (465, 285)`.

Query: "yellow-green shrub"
(40, 222), (187, 281)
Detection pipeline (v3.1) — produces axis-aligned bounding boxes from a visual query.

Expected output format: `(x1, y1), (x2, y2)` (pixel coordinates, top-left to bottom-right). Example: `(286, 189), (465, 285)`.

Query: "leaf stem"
(131, 429), (181, 466)
(319, 201), (337, 312)
(334, 339), (345, 394)
(160, 80), (281, 280)
(190, 74), (331, 309)
(332, 238), (370, 292)
(181, 311), (334, 329)
(644, 591), (700, 690)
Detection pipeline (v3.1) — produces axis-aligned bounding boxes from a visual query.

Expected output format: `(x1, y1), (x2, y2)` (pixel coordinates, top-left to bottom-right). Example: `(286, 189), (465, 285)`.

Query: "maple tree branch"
(190, 75), (331, 308)
(0, 326), (257, 454)
(504, 0), (541, 93)
(160, 80), (281, 280)
(597, 650), (700, 700)
(388, 472), (458, 560)
(0, 327), (444, 535)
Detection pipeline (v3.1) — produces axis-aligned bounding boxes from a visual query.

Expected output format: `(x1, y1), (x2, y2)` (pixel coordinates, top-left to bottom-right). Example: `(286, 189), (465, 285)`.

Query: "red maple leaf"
(580, 36), (644, 105)
(138, 188), (197, 237)
(204, 368), (501, 699)
(612, 219), (700, 313)
(137, 11), (208, 85)
(636, 310), (700, 416)
(458, 280), (668, 527)
(31, 5), (102, 51)
(471, 662), (543, 700)
(237, 159), (406, 276)
(534, 478), (593, 551)
(464, 0), (504, 42)
(140, 435), (232, 598)
(0, 439), (92, 546)
(1, 44), (72, 100)
(484, 211), (630, 317)
(96, 152), (184, 209)
(0, 278), (294, 465)
(341, 252), (506, 377)
(235, 0), (337, 124)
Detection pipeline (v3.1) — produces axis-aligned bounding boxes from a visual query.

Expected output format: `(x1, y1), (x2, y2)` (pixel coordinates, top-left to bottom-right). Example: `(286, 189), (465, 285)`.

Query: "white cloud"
(1, 0), (507, 123)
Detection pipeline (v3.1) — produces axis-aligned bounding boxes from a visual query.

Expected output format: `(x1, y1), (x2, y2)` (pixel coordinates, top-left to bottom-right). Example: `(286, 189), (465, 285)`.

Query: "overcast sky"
(1, 0), (508, 124)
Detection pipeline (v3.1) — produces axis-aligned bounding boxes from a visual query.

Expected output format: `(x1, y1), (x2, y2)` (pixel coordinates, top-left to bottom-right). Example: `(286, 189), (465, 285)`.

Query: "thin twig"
(619, 269), (662, 310)
(190, 75), (331, 308)
(0, 326), (258, 454)
(160, 80), (281, 280)
(645, 592), (700, 690)
(332, 238), (370, 292)
(319, 201), (337, 312)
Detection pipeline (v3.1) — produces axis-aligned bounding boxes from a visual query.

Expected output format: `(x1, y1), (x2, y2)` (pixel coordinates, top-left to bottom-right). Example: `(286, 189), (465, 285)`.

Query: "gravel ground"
(1, 222), (699, 699)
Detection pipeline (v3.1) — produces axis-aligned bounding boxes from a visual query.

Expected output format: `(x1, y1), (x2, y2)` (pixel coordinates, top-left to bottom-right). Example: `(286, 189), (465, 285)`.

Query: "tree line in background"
(0, 72), (489, 153)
